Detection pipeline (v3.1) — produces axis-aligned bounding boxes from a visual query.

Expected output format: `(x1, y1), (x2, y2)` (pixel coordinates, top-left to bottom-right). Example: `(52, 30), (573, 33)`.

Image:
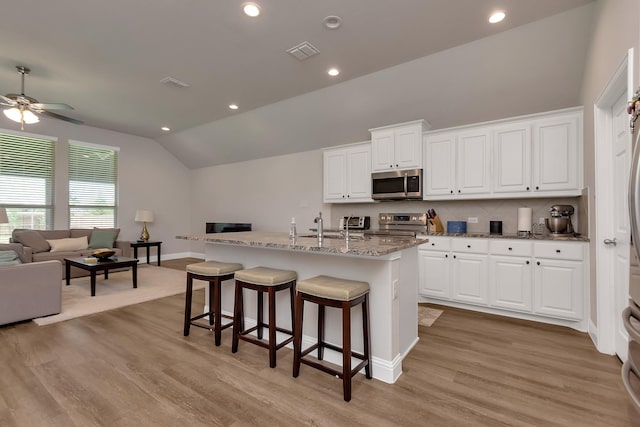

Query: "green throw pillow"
(88, 229), (119, 249)
(0, 250), (22, 266)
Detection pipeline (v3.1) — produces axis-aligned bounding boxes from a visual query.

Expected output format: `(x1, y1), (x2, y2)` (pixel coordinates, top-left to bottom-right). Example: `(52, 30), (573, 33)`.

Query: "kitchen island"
(177, 231), (425, 383)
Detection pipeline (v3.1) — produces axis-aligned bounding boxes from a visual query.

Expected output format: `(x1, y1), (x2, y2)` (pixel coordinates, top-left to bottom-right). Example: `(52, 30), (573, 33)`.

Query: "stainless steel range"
(365, 213), (428, 237)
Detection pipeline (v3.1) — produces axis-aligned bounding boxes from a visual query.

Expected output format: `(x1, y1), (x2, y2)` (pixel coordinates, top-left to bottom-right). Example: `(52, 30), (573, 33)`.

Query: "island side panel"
(399, 247), (419, 357)
(204, 242), (408, 383)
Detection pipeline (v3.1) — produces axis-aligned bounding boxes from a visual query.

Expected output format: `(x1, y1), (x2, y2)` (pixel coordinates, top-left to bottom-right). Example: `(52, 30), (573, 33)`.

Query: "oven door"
(372, 169), (422, 200)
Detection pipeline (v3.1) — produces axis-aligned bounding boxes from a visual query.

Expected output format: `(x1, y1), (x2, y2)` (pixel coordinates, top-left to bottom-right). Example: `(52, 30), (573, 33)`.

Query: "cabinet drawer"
(489, 240), (533, 257)
(451, 238), (489, 254)
(420, 237), (450, 251)
(534, 242), (584, 260)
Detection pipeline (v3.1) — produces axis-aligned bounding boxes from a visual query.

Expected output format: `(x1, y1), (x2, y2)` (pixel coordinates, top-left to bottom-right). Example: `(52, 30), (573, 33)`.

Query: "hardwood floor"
(0, 258), (638, 426)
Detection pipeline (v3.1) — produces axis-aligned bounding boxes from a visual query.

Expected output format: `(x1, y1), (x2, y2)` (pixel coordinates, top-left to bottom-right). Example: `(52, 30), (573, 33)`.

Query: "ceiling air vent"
(160, 76), (190, 88)
(286, 41), (320, 61)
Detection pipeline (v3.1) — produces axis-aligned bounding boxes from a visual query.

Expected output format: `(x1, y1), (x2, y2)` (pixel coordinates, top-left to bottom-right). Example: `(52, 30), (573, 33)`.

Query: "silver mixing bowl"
(545, 217), (568, 234)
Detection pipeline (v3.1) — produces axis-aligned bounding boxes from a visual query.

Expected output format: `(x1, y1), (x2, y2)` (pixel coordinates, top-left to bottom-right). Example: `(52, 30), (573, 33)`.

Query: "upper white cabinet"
(424, 107), (583, 200)
(323, 142), (373, 203)
(370, 120), (425, 172)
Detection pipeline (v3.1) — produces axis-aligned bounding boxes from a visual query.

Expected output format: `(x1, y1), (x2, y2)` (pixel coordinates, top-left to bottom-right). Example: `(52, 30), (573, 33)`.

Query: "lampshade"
(0, 208), (8, 224)
(134, 210), (154, 223)
(3, 108), (40, 124)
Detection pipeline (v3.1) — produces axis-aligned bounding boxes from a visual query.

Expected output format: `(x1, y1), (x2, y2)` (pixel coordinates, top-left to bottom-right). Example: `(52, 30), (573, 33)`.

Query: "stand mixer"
(545, 204), (575, 235)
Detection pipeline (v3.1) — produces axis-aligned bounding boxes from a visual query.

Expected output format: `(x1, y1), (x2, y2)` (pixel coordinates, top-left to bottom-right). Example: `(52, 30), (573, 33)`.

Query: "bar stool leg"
(232, 283), (243, 353)
(257, 291), (264, 340)
(293, 293), (304, 377)
(317, 304), (325, 360)
(213, 279), (222, 346)
(184, 273), (194, 336)
(363, 294), (372, 379)
(342, 301), (352, 402)
(208, 281), (215, 327)
(268, 287), (277, 368)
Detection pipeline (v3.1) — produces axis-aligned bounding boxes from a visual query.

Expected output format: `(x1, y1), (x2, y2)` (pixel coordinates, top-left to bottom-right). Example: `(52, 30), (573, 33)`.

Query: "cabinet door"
(533, 258), (583, 320)
(532, 114), (579, 192)
(456, 129), (491, 195)
(346, 145), (372, 200)
(394, 125), (422, 170)
(419, 250), (451, 299)
(452, 253), (488, 305)
(424, 133), (456, 196)
(371, 130), (395, 172)
(493, 123), (531, 193)
(489, 255), (532, 312)
(323, 149), (347, 201)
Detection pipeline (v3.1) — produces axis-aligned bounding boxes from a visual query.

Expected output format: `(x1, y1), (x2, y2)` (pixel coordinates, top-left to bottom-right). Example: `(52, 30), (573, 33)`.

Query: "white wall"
(0, 117), (192, 256)
(188, 149), (328, 255)
(580, 0), (640, 325)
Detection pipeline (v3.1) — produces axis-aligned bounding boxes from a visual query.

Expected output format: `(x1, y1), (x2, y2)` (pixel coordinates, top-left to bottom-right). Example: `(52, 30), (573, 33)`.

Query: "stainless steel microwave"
(372, 169), (423, 200)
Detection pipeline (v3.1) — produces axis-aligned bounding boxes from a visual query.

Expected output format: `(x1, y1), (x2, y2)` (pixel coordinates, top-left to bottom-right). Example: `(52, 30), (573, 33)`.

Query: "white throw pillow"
(47, 236), (89, 252)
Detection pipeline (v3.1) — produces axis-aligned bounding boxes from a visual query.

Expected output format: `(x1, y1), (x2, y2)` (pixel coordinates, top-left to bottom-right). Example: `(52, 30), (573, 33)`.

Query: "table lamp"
(134, 209), (154, 241)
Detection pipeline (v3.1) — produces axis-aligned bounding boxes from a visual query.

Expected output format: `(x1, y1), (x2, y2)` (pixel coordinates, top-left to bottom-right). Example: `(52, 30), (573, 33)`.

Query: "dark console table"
(130, 241), (162, 266)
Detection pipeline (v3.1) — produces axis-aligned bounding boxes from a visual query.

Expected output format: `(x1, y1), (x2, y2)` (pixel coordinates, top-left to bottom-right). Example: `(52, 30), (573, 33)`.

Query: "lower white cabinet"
(419, 237), (587, 326)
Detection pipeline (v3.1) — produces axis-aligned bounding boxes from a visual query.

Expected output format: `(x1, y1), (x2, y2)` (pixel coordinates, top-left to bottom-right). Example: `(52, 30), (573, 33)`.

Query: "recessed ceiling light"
(161, 126), (170, 131)
(328, 68), (340, 77)
(229, 104), (239, 110)
(243, 2), (261, 17)
(323, 15), (342, 30)
(489, 11), (506, 24)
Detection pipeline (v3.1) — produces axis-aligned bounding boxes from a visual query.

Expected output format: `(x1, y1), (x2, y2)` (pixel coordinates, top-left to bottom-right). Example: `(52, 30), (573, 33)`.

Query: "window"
(0, 132), (55, 242)
(68, 142), (119, 228)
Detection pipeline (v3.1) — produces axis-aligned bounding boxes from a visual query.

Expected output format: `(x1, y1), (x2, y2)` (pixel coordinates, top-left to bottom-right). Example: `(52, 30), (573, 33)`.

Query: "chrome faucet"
(314, 212), (323, 244)
(344, 215), (352, 244)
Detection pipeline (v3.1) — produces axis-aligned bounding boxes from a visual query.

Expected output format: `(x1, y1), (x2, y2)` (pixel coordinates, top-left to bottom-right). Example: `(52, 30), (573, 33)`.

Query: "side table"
(130, 241), (162, 266)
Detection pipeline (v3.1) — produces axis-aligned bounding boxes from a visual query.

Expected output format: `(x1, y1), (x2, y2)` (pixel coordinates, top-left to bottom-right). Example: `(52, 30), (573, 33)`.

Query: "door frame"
(594, 48), (634, 354)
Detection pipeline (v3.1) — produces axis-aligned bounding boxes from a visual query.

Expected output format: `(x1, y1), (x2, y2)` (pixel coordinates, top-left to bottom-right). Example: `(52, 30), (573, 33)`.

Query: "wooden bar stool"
(232, 266), (297, 368)
(184, 260), (243, 346)
(292, 275), (372, 402)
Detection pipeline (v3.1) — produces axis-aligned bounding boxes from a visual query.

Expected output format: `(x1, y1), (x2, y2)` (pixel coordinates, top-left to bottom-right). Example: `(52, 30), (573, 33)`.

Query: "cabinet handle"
(390, 164), (393, 168)
(467, 245), (471, 248)
(526, 260), (530, 264)
(536, 186), (539, 190)
(526, 187), (530, 191)
(453, 255), (457, 259)
(450, 190), (454, 194)
(508, 247), (512, 251)
(347, 194), (350, 198)
(556, 249), (561, 253)
(445, 254), (448, 258)
(431, 243), (435, 246)
(396, 164), (399, 167)
(342, 195), (345, 198)
(537, 261), (541, 266)
(458, 190), (461, 193)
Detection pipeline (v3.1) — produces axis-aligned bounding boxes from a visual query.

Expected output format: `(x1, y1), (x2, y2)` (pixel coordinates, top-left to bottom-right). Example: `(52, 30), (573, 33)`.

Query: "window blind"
(0, 132), (55, 242)
(68, 142), (118, 229)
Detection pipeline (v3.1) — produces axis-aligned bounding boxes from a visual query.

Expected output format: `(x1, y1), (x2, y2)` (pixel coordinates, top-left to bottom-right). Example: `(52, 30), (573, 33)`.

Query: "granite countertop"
(422, 232), (589, 242)
(176, 231), (425, 257)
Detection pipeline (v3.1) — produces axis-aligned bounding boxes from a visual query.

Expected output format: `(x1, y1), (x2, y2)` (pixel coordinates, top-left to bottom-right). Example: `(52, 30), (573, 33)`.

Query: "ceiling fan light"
(3, 108), (39, 124)
(22, 110), (40, 124)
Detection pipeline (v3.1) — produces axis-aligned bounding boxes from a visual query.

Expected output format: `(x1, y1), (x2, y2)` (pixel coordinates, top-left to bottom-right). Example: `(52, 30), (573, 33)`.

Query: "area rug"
(33, 265), (202, 326)
(418, 305), (443, 327)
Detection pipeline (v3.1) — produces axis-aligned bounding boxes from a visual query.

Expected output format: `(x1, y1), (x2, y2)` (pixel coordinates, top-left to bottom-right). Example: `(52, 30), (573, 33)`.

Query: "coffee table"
(65, 256), (139, 297)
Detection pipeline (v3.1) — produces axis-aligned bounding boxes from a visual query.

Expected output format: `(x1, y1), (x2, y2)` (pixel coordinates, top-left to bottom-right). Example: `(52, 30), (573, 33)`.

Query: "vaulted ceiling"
(0, 1), (595, 168)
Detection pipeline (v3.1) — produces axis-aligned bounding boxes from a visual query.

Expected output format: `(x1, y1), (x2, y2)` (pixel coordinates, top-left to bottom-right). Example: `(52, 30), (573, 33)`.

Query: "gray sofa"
(0, 260), (62, 325)
(8, 228), (130, 279)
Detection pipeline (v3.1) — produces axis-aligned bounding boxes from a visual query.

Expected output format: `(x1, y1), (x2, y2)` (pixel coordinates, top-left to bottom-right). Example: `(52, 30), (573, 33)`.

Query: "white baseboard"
(588, 319), (599, 350)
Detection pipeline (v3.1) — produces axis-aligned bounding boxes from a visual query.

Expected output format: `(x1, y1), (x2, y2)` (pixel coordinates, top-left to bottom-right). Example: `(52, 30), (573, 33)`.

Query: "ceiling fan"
(0, 65), (83, 130)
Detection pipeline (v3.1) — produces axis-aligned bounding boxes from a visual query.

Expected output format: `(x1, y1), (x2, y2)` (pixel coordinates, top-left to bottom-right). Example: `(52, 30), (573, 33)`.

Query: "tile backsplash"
(330, 196), (585, 236)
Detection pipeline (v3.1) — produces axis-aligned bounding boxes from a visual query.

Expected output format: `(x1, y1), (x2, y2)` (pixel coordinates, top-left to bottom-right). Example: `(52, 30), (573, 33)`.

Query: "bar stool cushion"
(187, 261), (243, 276)
(235, 266), (297, 286)
(297, 275), (369, 301)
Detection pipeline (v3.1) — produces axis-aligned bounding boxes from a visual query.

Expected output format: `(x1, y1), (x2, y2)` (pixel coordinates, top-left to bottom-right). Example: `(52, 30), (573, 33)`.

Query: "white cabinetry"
(424, 129), (491, 196)
(424, 107), (583, 200)
(420, 236), (587, 329)
(370, 120), (425, 172)
(533, 242), (585, 320)
(323, 142), (372, 203)
(489, 240), (533, 312)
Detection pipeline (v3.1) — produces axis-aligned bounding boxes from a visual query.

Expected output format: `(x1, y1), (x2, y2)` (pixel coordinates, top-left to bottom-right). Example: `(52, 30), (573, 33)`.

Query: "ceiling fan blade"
(31, 102), (74, 110)
(37, 109), (84, 125)
(0, 94), (17, 107)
